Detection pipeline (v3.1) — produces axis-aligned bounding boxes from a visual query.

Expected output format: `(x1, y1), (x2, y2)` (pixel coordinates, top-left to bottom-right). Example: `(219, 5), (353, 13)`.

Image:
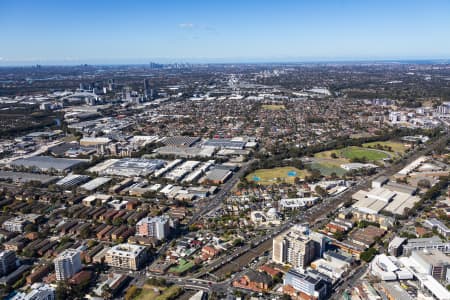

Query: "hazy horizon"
(2, 0), (450, 66)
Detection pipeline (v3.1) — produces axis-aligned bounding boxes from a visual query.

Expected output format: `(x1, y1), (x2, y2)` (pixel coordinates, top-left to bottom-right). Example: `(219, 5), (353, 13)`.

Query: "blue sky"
(1, 0), (450, 65)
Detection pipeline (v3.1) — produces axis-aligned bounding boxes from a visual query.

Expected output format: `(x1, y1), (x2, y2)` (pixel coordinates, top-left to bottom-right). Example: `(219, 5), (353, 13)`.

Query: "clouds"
(179, 23), (195, 29)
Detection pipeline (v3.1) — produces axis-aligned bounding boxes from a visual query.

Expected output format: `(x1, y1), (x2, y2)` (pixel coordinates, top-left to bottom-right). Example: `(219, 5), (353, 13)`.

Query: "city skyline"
(1, 0), (450, 65)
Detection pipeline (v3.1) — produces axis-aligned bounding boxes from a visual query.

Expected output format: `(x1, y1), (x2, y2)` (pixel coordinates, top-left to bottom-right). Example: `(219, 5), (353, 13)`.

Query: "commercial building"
(54, 249), (82, 281)
(424, 218), (450, 238)
(283, 269), (331, 300)
(403, 236), (450, 255)
(370, 254), (413, 281)
(399, 255), (450, 300)
(388, 236), (407, 257)
(280, 197), (319, 210)
(0, 250), (17, 276)
(136, 215), (170, 240)
(411, 250), (450, 281)
(105, 243), (146, 270)
(11, 283), (55, 300)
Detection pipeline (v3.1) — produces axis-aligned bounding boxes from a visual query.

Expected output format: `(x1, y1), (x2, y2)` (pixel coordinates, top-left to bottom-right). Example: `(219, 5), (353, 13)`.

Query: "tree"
(417, 179), (431, 189)
(125, 285), (141, 300)
(360, 247), (378, 262)
(315, 186), (328, 198)
(24, 223), (37, 233)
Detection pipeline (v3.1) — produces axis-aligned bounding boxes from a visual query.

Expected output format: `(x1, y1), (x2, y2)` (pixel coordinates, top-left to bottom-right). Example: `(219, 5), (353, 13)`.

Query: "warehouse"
(203, 168), (232, 184)
(0, 171), (58, 184)
(203, 139), (246, 150)
(161, 136), (200, 147)
(155, 146), (214, 158)
(89, 158), (165, 177)
(56, 174), (91, 188)
(10, 156), (87, 173)
(80, 177), (112, 191)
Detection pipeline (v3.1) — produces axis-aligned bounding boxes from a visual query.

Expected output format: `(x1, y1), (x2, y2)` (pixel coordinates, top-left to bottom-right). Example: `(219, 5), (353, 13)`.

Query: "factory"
(352, 178), (420, 216)
(88, 158), (165, 177)
(10, 156), (87, 173)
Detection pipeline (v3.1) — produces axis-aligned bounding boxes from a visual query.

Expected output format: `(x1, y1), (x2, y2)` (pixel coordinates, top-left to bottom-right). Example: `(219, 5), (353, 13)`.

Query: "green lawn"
(168, 259), (195, 274)
(246, 166), (309, 185)
(340, 146), (389, 161)
(315, 146), (389, 162)
(362, 141), (407, 154)
(308, 162), (347, 176)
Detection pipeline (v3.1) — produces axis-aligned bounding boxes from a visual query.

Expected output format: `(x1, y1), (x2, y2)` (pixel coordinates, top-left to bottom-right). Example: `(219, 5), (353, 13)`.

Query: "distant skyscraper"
(144, 79), (149, 99)
(54, 249), (82, 281)
(143, 79), (156, 100)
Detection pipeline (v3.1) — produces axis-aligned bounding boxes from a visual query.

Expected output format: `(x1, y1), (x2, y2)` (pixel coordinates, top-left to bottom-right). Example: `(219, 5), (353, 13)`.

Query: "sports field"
(246, 166), (309, 185)
(261, 104), (285, 110)
(315, 146), (389, 161)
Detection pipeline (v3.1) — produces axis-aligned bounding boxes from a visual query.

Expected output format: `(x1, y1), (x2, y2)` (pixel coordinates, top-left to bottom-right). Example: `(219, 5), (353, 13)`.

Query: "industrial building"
(89, 158), (165, 177)
(80, 177), (112, 191)
(203, 138), (246, 150)
(352, 179), (420, 216)
(10, 156), (87, 173)
(56, 174), (90, 188)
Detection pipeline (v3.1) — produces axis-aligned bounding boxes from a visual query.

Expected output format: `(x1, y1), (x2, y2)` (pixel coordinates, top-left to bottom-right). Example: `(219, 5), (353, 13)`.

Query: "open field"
(308, 161), (347, 176)
(246, 166), (309, 185)
(315, 146), (390, 162)
(135, 285), (182, 300)
(261, 104), (286, 110)
(362, 140), (408, 154)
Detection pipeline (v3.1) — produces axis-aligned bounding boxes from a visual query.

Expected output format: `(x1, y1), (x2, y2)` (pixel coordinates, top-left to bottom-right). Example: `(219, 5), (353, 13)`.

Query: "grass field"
(261, 104), (285, 110)
(168, 259), (195, 274)
(307, 162), (347, 176)
(362, 140), (407, 154)
(246, 166), (309, 185)
(315, 146), (389, 162)
(135, 285), (182, 300)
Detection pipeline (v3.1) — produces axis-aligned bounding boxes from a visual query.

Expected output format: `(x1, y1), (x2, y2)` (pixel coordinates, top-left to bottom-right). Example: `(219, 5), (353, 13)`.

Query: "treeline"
(259, 127), (440, 164)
